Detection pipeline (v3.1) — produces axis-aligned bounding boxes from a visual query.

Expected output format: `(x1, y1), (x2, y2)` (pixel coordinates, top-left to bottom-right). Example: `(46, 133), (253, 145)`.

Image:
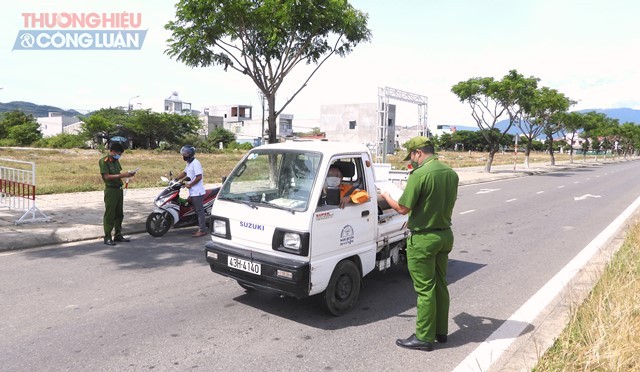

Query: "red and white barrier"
(0, 158), (51, 224)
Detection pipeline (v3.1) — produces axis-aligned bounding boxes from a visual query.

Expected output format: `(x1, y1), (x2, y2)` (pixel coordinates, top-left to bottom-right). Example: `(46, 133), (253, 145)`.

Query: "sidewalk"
(0, 160), (611, 252)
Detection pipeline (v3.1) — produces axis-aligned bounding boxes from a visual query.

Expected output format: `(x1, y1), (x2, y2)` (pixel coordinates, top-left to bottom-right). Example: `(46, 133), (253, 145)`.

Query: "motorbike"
(146, 175), (220, 237)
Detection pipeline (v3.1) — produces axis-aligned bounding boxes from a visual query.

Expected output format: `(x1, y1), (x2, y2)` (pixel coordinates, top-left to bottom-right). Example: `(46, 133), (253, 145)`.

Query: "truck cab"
(205, 141), (408, 315)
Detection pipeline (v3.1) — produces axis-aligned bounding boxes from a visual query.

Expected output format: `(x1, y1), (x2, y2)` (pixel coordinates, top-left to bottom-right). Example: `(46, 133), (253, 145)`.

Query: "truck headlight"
(211, 216), (230, 239)
(283, 233), (301, 250)
(272, 228), (309, 256)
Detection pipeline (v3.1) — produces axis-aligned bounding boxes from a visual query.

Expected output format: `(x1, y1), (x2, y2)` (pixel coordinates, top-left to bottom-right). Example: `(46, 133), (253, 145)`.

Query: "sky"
(1, 0), (639, 130)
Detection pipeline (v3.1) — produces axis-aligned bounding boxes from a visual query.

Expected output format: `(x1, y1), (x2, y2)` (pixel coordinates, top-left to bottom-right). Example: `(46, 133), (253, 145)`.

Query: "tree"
(557, 111), (586, 164)
(0, 110), (43, 146)
(208, 127), (236, 149)
(530, 87), (573, 165)
(165, 0), (371, 144)
(577, 111), (604, 162)
(451, 70), (538, 172)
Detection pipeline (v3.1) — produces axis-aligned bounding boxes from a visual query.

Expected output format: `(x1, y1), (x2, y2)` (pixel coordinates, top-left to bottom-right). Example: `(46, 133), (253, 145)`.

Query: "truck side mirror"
(221, 176), (227, 183)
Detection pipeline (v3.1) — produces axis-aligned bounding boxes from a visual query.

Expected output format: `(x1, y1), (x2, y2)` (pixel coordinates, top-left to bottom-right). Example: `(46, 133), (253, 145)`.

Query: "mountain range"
(0, 101), (83, 118)
(450, 107), (640, 134)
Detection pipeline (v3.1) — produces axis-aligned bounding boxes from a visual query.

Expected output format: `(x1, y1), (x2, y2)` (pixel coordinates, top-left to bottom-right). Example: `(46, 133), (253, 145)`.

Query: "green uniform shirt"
(398, 155), (459, 231)
(99, 155), (123, 188)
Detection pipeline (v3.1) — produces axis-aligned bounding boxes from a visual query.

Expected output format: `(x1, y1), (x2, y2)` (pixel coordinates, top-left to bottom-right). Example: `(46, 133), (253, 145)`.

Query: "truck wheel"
(321, 260), (361, 316)
(146, 212), (172, 237)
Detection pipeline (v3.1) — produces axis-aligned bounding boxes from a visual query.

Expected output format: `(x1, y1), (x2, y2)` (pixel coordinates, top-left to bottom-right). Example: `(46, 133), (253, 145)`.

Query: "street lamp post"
(128, 95), (140, 112)
(257, 91), (265, 145)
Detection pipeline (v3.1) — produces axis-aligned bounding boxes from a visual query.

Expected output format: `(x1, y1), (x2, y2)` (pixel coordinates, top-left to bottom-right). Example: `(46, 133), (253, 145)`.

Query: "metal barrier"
(388, 169), (410, 187)
(0, 158), (51, 224)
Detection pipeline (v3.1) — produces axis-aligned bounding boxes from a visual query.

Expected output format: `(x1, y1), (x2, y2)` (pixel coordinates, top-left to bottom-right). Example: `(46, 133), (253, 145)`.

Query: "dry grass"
(0, 147), (583, 194)
(534, 222), (640, 371)
(0, 147), (245, 194)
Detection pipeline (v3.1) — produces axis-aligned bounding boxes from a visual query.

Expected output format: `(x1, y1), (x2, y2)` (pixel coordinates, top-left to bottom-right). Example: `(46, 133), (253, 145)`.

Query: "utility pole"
(258, 91), (265, 145)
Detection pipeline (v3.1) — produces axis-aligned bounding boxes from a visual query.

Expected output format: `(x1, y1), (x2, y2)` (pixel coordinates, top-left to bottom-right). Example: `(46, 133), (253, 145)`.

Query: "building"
(37, 112), (83, 137)
(163, 91), (192, 115)
(201, 104), (294, 144)
(317, 103), (398, 155)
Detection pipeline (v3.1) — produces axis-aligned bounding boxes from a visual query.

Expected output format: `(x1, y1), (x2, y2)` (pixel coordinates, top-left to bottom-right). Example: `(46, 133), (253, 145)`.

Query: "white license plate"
(227, 256), (261, 275)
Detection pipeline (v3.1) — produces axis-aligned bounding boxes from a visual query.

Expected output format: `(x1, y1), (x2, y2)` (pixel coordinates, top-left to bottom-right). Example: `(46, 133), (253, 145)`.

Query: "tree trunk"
(524, 145), (531, 168)
(547, 134), (555, 166)
(485, 149), (496, 173)
(267, 94), (277, 144)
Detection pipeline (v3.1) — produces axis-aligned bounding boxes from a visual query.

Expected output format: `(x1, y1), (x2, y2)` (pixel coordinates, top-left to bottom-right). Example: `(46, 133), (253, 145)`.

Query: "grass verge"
(534, 220), (640, 371)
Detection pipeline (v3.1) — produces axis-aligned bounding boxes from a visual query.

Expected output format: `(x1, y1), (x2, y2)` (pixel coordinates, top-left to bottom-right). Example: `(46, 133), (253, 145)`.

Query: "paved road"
(1, 161), (639, 371)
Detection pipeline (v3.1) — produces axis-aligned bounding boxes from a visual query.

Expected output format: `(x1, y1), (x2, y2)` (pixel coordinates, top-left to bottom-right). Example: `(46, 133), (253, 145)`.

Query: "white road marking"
(574, 181), (580, 184)
(558, 185), (565, 189)
(453, 193), (640, 372)
(459, 210), (476, 215)
(536, 191), (544, 194)
(574, 194), (602, 201)
(505, 198), (517, 203)
(476, 188), (501, 194)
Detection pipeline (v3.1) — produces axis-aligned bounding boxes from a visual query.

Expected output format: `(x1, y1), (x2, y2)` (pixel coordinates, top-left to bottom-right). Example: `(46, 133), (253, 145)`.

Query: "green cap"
(403, 136), (433, 160)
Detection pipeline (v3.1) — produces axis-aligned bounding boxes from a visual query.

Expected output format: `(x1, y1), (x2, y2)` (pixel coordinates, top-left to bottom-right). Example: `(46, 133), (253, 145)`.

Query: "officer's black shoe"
(104, 239), (117, 246)
(436, 334), (447, 343)
(396, 334), (434, 351)
(114, 235), (130, 242)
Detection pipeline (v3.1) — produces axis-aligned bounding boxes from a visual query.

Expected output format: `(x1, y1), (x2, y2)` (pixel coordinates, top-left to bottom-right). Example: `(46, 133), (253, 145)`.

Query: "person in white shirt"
(174, 145), (207, 237)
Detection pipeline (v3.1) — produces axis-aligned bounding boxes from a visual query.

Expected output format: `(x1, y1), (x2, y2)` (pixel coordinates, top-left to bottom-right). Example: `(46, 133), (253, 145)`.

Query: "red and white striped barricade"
(0, 158), (51, 225)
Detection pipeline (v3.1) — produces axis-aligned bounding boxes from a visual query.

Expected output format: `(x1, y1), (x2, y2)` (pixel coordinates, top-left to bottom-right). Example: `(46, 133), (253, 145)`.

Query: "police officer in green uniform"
(99, 142), (136, 245)
(380, 136), (459, 351)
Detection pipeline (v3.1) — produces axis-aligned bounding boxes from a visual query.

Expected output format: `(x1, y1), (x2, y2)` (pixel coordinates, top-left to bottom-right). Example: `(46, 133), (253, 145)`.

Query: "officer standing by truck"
(99, 142), (136, 246)
(380, 136), (459, 351)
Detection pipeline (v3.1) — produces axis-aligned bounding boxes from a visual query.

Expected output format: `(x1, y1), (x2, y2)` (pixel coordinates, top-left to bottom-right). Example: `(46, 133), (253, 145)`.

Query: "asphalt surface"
(1, 156), (638, 371)
(0, 158), (625, 252)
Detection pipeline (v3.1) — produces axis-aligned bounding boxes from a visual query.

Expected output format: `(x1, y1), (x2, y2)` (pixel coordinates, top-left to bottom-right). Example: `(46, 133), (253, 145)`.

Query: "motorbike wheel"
(146, 212), (173, 237)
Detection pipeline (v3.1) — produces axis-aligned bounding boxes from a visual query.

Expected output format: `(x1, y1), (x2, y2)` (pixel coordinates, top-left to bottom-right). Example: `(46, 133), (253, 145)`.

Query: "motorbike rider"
(174, 145), (207, 237)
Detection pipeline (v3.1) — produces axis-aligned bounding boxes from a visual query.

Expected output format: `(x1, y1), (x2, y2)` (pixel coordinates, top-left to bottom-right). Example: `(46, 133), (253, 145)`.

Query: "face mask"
(183, 155), (190, 161)
(113, 154), (121, 160)
(326, 177), (341, 187)
(410, 160), (419, 169)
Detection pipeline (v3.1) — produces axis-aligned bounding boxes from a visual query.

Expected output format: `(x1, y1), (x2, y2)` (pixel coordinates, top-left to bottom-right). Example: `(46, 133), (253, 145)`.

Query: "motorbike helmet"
(180, 145), (196, 162)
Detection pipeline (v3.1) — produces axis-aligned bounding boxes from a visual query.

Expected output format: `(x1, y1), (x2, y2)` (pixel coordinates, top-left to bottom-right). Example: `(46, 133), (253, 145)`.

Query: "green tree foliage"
(80, 108), (201, 149)
(208, 127), (237, 149)
(165, 0), (371, 144)
(34, 133), (87, 149)
(0, 110), (43, 146)
(531, 87), (573, 165)
(451, 70), (539, 172)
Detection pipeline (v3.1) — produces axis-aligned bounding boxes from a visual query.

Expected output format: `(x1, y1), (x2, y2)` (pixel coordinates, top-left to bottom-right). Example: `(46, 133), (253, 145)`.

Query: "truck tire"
(146, 212), (172, 237)
(321, 259), (361, 316)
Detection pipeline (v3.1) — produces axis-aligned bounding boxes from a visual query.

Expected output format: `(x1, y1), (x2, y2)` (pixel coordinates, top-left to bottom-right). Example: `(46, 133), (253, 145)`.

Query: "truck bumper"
(205, 241), (311, 298)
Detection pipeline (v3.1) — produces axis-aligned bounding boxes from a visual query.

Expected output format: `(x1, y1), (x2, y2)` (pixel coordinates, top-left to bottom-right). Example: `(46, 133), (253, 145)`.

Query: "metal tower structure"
(376, 86), (428, 163)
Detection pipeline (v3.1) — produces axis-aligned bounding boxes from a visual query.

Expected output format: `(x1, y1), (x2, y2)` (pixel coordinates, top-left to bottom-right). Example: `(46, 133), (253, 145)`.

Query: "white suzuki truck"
(204, 141), (409, 315)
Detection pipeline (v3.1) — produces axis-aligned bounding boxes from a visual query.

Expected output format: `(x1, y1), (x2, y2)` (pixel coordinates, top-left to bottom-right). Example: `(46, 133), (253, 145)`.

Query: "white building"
(164, 91), (192, 115)
(37, 112), (83, 137)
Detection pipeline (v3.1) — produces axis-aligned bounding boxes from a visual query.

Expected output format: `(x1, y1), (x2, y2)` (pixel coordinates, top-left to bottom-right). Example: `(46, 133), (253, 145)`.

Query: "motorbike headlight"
(155, 194), (174, 207)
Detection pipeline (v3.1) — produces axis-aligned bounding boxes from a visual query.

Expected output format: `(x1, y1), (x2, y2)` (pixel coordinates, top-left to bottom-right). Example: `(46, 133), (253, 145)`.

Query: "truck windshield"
(218, 150), (321, 212)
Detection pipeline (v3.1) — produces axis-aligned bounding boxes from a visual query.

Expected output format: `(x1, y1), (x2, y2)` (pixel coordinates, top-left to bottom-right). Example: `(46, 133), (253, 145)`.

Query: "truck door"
(310, 156), (377, 289)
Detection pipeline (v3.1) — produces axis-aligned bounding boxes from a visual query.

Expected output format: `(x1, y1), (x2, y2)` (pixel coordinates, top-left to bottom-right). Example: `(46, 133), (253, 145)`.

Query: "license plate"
(227, 256), (261, 275)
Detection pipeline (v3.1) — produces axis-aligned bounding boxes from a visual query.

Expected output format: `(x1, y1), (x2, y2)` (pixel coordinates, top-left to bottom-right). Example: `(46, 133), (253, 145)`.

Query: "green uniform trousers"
(407, 229), (454, 342)
(103, 187), (124, 240)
